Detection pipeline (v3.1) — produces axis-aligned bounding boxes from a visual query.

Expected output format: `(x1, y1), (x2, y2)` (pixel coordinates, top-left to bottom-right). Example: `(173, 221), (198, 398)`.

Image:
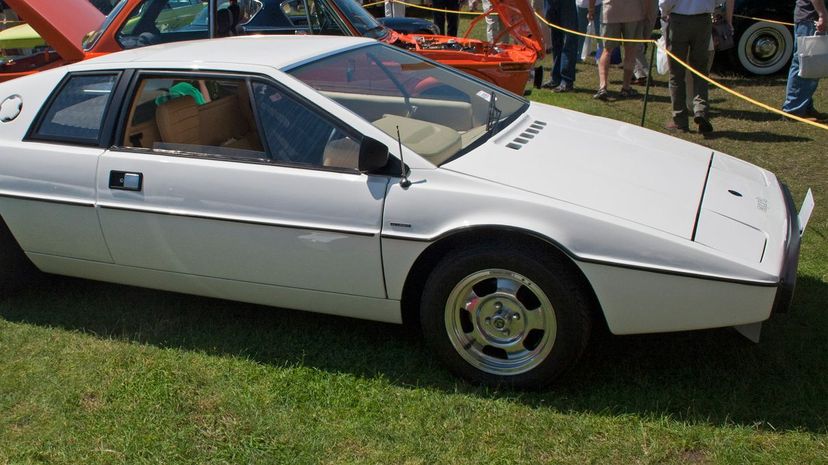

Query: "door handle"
(109, 171), (143, 191)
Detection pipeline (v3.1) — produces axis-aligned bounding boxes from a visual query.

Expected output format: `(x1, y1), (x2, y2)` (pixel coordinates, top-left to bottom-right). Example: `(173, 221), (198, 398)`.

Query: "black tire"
(420, 243), (592, 388)
(730, 21), (793, 75)
(0, 217), (40, 295)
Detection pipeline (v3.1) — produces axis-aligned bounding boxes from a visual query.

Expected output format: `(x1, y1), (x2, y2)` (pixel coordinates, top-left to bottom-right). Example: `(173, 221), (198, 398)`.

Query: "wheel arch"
(399, 226), (608, 333)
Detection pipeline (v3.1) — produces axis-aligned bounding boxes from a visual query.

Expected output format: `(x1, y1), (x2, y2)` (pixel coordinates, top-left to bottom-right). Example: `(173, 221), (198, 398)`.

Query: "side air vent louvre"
(507, 120), (547, 150)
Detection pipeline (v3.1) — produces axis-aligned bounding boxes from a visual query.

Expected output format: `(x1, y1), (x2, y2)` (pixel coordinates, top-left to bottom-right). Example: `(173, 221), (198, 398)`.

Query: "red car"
(1, 0), (544, 93)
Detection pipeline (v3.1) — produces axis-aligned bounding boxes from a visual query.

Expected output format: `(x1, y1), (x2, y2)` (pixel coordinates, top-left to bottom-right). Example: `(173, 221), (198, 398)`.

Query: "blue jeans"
(576, 5), (602, 62)
(783, 21), (821, 114)
(545, 0), (579, 85)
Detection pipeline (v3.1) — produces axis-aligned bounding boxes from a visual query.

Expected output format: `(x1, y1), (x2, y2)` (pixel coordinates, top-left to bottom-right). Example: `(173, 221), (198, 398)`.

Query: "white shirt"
(659, 0), (714, 15)
(577, 0), (602, 8)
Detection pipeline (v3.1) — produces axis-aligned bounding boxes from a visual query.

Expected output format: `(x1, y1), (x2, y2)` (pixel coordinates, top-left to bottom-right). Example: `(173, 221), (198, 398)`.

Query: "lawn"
(1, 51), (827, 464)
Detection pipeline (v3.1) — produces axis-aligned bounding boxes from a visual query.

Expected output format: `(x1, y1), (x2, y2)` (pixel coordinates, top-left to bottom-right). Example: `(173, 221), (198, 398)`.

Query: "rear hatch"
(490, 0), (545, 55)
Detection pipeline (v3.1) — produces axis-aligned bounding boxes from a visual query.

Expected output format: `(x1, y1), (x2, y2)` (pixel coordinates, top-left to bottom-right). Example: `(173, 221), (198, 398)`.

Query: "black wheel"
(0, 217), (40, 295)
(731, 21), (793, 75)
(420, 243), (592, 388)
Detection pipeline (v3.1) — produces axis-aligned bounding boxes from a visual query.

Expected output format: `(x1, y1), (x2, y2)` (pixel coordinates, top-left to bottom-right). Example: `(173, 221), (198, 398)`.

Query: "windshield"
(287, 44), (527, 165)
(327, 0), (387, 39)
(83, 0), (129, 50)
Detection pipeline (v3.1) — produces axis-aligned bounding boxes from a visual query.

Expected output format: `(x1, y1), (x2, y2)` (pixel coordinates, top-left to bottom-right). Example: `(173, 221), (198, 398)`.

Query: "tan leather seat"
(322, 137), (359, 169)
(156, 96), (200, 144)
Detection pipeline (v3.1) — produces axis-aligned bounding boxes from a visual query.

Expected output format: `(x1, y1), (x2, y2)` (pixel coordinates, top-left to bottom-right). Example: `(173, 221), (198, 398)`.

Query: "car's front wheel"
(420, 244), (592, 388)
(732, 21), (793, 75)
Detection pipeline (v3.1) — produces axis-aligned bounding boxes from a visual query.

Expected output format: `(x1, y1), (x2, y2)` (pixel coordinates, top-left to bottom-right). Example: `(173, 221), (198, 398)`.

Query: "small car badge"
(0, 95), (22, 123)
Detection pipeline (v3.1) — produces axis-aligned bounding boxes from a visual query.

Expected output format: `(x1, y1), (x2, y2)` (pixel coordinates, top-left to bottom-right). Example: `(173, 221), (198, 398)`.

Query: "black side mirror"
(358, 136), (389, 173)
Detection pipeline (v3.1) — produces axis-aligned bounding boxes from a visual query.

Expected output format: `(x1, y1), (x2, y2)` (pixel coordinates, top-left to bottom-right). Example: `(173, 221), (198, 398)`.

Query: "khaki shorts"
(601, 20), (646, 50)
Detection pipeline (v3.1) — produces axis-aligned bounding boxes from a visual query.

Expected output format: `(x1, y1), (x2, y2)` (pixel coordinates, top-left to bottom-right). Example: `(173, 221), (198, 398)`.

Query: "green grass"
(2, 58), (828, 463)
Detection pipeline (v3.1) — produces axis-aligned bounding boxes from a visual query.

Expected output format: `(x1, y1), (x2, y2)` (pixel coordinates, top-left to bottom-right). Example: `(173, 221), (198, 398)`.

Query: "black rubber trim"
(382, 225), (778, 287)
(691, 152), (715, 242)
(98, 203), (377, 237)
(26, 70), (124, 148)
(771, 182), (802, 314)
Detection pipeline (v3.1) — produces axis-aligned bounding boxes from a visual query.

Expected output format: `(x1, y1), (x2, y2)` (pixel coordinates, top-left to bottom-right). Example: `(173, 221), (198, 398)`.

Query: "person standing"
(468, 0), (506, 42)
(589, 0), (655, 100)
(542, 0), (579, 92)
(659, 0), (732, 133)
(385, 0), (405, 18)
(782, 0), (827, 120)
(576, 0), (602, 60)
(433, 0), (460, 36)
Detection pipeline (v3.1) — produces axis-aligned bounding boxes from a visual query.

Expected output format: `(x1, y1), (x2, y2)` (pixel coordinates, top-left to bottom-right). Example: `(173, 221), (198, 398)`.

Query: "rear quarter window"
(30, 74), (119, 145)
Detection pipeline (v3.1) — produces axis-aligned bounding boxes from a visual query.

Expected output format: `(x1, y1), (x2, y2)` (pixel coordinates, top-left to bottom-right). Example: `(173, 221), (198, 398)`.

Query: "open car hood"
(4, 0), (104, 61)
(489, 0), (545, 54)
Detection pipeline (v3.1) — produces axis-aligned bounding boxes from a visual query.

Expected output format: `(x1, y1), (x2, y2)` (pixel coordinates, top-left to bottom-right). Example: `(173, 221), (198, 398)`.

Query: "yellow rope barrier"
(662, 48), (828, 131)
(733, 14), (794, 27)
(368, 3), (819, 130)
(533, 11), (653, 43)
(366, 0), (488, 15)
(533, 12), (826, 130)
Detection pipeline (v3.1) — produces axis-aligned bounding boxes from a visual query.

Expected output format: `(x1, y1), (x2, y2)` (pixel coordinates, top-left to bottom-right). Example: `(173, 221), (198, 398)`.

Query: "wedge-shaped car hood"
(489, 0), (545, 53)
(443, 103), (712, 239)
(4, 0), (104, 61)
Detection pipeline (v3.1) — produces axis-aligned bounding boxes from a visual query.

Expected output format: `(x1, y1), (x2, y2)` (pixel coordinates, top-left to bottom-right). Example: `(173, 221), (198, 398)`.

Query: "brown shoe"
(800, 108), (826, 122)
(782, 112), (818, 122)
(665, 121), (689, 132)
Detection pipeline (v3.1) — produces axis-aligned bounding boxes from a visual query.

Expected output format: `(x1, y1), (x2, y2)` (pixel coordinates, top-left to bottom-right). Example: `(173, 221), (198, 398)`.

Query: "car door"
(95, 71), (389, 298)
(0, 72), (121, 263)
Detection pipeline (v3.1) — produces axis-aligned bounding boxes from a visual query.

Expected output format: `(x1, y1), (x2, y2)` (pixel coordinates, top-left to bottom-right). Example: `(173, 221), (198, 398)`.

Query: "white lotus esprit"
(0, 36), (814, 387)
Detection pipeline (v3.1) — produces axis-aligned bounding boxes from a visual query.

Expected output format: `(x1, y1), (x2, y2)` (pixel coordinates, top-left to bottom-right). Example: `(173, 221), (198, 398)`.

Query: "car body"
(0, 36), (811, 387)
(0, 0), (543, 94)
(721, 0), (796, 75)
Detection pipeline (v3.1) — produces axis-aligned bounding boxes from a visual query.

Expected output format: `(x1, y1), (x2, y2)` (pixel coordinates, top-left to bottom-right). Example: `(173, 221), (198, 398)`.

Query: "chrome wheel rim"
(444, 269), (557, 376)
(746, 28), (784, 68)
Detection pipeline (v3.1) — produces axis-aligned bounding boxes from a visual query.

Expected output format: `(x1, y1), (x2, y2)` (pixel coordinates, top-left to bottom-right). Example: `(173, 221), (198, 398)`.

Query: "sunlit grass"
(1, 19), (827, 463)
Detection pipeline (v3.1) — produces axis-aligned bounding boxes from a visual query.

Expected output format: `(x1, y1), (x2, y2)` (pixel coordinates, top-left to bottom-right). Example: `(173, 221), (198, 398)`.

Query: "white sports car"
(0, 36), (813, 387)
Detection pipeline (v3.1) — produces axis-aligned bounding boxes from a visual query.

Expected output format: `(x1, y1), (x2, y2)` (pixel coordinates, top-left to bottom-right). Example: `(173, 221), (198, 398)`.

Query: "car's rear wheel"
(420, 244), (592, 388)
(0, 217), (39, 294)
(732, 21), (793, 75)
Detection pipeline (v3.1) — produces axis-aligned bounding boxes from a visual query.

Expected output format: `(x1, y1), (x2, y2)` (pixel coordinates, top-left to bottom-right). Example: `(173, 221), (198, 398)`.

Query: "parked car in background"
(0, 0), (102, 81)
(724, 0), (796, 75)
(0, 36), (812, 387)
(378, 16), (440, 35)
(2, 0), (543, 93)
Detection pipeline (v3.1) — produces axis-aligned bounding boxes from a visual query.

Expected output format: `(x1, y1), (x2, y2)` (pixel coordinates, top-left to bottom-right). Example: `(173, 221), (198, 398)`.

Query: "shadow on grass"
(702, 130), (812, 143)
(1, 274), (826, 433)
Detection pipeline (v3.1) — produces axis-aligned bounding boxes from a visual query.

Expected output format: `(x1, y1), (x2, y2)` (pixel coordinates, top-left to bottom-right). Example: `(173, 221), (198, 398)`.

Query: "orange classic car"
(1, 0), (544, 93)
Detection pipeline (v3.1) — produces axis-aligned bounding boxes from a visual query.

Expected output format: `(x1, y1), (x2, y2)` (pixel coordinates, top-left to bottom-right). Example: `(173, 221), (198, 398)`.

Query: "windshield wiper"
(486, 91), (502, 133)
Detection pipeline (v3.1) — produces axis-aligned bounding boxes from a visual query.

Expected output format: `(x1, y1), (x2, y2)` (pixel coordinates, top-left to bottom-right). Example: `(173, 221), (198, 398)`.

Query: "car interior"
(121, 76), (361, 170)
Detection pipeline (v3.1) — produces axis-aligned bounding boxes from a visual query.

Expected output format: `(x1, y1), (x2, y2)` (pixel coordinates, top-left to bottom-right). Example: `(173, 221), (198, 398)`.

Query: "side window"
(251, 81), (359, 169)
(118, 0), (209, 49)
(121, 75), (267, 161)
(303, 0), (348, 35)
(32, 74), (118, 144)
